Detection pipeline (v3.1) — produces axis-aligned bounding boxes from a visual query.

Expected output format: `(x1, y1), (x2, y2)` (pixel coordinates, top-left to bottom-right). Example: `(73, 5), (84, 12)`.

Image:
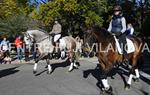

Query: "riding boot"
(55, 48), (60, 59)
(122, 47), (129, 67)
(119, 34), (129, 67)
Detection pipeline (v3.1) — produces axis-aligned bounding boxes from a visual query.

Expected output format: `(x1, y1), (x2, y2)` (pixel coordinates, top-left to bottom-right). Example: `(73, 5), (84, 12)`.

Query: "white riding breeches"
(54, 34), (61, 42)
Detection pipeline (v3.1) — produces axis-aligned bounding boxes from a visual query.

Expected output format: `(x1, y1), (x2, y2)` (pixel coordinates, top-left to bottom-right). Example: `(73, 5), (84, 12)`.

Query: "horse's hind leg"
(100, 73), (113, 94)
(134, 69), (140, 82)
(46, 59), (52, 74)
(68, 51), (79, 72)
(126, 57), (139, 89)
(68, 58), (74, 72)
(33, 63), (38, 74)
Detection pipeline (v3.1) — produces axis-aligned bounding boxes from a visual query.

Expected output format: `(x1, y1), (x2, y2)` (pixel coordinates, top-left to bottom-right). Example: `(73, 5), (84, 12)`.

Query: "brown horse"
(85, 26), (143, 94)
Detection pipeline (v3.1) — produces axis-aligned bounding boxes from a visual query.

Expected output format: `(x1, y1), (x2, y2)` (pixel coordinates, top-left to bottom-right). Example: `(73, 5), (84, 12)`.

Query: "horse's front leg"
(100, 73), (112, 94)
(98, 63), (113, 95)
(46, 58), (52, 74)
(33, 53), (45, 74)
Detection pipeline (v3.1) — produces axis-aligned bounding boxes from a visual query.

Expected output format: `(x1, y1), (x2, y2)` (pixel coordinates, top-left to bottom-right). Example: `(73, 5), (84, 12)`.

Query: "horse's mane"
(27, 29), (49, 35)
(91, 26), (114, 42)
(38, 29), (49, 35)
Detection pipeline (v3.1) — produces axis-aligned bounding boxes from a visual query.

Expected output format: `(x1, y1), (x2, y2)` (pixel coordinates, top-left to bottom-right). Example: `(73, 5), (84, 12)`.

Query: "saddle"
(50, 33), (62, 46)
(113, 36), (135, 54)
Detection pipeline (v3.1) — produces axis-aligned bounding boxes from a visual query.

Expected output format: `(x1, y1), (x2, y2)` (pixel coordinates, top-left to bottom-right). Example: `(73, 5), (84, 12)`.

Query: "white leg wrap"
(33, 63), (37, 71)
(61, 51), (65, 58)
(102, 79), (110, 89)
(73, 61), (78, 68)
(68, 63), (74, 71)
(48, 64), (52, 72)
(135, 69), (140, 78)
(127, 74), (133, 85)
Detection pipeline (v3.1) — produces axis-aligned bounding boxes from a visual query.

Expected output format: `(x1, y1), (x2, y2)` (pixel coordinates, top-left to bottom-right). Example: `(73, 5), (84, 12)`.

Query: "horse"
(0, 51), (4, 63)
(23, 29), (79, 74)
(84, 26), (143, 94)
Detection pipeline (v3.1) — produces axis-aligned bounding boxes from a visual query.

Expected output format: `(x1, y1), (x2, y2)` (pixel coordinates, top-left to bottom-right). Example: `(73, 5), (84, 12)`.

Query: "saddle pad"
(59, 38), (66, 50)
(114, 36), (135, 54)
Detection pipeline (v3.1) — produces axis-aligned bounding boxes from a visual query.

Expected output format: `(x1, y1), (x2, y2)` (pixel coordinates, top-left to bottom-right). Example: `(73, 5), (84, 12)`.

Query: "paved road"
(0, 57), (150, 95)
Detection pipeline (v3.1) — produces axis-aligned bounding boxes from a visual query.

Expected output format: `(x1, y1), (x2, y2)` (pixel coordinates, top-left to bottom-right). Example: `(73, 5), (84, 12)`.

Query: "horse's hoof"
(33, 70), (37, 74)
(61, 56), (65, 60)
(68, 69), (73, 72)
(100, 87), (113, 95)
(125, 84), (130, 90)
(45, 65), (48, 68)
(68, 70), (73, 72)
(105, 86), (113, 94)
(47, 71), (52, 74)
(134, 78), (140, 82)
(74, 64), (79, 69)
(74, 63), (79, 68)
(47, 69), (52, 74)
(74, 67), (79, 69)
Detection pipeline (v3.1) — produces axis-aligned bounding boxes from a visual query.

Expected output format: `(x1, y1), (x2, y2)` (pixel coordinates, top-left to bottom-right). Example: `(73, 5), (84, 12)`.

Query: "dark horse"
(85, 26), (143, 94)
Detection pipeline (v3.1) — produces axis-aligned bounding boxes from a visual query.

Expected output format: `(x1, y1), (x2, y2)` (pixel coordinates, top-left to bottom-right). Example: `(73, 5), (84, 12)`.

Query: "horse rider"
(49, 20), (62, 58)
(107, 5), (129, 62)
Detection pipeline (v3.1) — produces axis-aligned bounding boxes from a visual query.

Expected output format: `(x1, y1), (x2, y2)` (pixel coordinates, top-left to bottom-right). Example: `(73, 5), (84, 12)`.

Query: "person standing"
(0, 37), (11, 64)
(15, 36), (24, 62)
(126, 23), (134, 37)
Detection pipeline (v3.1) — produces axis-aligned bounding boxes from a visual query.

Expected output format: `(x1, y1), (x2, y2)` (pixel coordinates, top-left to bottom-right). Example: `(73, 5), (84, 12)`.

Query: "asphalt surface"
(0, 57), (150, 95)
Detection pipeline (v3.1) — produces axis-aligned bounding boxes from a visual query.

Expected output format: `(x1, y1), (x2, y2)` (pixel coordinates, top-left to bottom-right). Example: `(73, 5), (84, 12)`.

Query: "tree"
(0, 0), (18, 19)
(0, 14), (37, 38)
(32, 0), (108, 36)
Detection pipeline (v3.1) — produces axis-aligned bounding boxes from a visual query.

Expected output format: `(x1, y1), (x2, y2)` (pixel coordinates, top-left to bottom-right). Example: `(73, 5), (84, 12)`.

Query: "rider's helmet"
(113, 5), (122, 16)
(113, 5), (122, 12)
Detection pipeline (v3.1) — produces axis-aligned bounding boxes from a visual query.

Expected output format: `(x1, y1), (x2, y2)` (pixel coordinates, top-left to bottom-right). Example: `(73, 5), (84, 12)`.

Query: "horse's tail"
(133, 36), (144, 69)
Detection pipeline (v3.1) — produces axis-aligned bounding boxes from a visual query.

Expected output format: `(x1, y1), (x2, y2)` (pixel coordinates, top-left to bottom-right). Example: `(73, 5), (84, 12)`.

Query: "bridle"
(24, 32), (34, 43)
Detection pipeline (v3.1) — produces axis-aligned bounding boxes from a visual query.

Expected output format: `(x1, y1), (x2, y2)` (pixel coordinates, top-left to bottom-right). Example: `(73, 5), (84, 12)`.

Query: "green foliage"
(0, 0), (18, 19)
(1, 0), (149, 38)
(32, 0), (108, 33)
(0, 14), (35, 38)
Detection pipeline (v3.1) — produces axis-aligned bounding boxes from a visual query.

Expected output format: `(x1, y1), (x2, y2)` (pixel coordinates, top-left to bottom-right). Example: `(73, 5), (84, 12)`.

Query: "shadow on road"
(82, 64), (120, 92)
(140, 90), (149, 95)
(82, 64), (104, 90)
(51, 59), (71, 72)
(82, 63), (150, 95)
(35, 59), (71, 76)
(0, 66), (19, 78)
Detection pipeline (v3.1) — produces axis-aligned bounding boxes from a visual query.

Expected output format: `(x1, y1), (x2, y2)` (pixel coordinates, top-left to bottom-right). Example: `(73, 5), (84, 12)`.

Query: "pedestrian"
(15, 36), (24, 62)
(126, 23), (134, 37)
(0, 37), (11, 64)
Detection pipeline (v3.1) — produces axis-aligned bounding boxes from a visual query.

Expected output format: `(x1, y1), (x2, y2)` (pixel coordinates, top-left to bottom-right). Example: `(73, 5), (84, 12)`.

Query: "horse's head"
(23, 31), (34, 45)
